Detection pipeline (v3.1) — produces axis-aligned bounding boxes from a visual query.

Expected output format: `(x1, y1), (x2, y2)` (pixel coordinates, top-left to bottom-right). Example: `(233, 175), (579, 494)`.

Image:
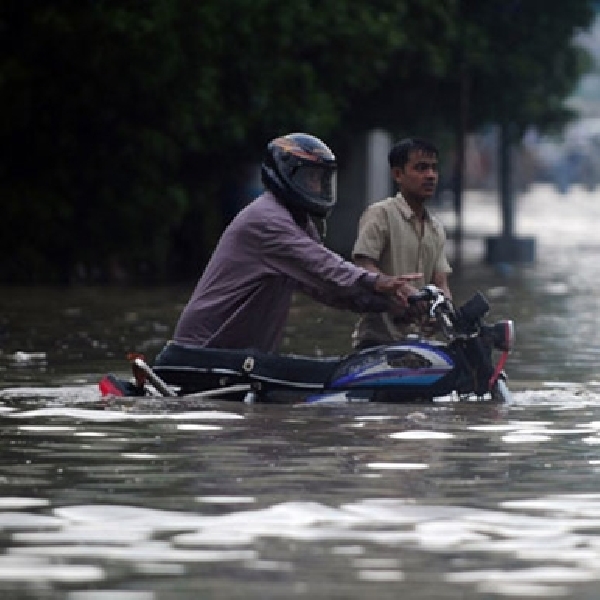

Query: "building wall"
(325, 130), (392, 258)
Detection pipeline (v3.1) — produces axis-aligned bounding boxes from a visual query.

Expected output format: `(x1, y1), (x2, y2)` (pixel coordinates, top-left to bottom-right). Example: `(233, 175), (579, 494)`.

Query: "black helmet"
(261, 133), (337, 218)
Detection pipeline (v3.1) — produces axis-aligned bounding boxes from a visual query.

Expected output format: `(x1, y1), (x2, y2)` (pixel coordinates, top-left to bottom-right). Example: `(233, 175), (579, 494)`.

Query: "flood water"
(3, 184), (600, 599)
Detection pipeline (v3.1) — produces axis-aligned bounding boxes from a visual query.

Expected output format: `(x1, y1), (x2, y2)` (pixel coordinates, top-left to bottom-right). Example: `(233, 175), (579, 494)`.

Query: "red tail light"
(99, 374), (125, 397)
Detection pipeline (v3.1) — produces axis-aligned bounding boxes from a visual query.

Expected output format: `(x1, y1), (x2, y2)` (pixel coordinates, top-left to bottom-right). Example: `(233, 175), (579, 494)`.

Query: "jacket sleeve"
(255, 212), (390, 312)
(298, 275), (392, 313)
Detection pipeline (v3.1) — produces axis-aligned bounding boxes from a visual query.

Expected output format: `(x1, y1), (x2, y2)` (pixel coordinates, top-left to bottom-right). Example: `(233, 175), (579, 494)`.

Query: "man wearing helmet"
(162, 133), (421, 354)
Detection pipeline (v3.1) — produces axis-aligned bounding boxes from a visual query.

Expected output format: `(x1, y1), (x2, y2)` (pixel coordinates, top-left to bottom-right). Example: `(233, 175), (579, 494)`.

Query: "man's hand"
(374, 273), (422, 306)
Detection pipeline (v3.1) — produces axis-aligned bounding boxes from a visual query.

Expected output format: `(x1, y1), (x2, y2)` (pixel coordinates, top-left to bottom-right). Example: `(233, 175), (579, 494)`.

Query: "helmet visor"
(289, 164), (336, 205)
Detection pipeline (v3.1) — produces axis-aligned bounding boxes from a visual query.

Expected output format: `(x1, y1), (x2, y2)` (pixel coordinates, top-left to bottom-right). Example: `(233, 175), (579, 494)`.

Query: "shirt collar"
(394, 192), (431, 222)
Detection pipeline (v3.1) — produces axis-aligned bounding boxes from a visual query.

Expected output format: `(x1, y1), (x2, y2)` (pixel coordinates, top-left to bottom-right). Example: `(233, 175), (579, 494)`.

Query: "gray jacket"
(173, 192), (389, 352)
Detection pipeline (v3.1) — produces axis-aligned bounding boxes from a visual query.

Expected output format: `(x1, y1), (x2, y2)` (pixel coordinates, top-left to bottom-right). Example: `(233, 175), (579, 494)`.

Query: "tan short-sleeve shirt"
(351, 193), (452, 345)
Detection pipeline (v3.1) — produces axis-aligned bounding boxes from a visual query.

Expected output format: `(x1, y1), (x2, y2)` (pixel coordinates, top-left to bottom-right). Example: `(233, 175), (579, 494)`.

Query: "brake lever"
(429, 294), (445, 319)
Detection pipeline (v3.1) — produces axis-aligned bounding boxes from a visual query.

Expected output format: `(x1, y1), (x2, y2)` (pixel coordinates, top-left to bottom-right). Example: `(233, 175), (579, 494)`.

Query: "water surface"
(2, 185), (600, 599)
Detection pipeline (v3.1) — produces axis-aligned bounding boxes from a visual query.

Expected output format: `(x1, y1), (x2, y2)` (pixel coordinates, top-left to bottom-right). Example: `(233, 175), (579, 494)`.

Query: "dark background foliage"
(0, 0), (595, 283)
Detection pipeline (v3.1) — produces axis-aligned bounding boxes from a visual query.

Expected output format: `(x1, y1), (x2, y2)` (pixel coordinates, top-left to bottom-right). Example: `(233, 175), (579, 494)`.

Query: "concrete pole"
(484, 122), (535, 264)
(499, 122), (515, 238)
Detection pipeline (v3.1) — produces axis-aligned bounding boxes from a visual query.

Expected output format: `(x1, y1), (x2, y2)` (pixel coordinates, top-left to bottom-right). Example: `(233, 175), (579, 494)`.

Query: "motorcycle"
(99, 285), (514, 404)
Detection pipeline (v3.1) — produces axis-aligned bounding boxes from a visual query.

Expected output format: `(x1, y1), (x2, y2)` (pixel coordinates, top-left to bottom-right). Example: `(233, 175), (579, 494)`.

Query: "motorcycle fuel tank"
(327, 341), (455, 389)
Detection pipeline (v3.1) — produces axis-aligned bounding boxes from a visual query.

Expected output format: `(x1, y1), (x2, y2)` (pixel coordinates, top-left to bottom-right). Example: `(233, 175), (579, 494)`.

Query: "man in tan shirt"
(352, 137), (452, 349)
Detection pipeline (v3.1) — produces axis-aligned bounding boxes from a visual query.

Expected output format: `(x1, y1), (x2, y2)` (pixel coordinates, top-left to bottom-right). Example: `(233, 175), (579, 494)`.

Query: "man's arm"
(354, 255), (379, 273)
(297, 269), (422, 314)
(259, 218), (421, 310)
(354, 255), (421, 299)
(431, 271), (451, 299)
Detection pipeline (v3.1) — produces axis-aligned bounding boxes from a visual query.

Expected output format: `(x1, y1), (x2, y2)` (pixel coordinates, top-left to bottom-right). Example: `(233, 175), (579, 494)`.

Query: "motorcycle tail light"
(488, 320), (515, 352)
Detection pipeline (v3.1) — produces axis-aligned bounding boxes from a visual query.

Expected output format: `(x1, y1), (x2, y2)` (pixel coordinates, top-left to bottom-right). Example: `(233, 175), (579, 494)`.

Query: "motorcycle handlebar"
(407, 285), (453, 326)
(405, 285), (493, 338)
(407, 284), (444, 305)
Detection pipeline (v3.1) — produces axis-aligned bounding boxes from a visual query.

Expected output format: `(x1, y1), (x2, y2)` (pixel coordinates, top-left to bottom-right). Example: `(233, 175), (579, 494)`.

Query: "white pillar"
(327, 129), (393, 257)
(366, 129), (393, 205)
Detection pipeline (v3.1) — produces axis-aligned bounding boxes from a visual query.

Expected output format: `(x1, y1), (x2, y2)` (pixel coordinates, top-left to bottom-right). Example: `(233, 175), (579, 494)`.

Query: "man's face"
(292, 165), (324, 194)
(303, 166), (323, 193)
(392, 150), (438, 202)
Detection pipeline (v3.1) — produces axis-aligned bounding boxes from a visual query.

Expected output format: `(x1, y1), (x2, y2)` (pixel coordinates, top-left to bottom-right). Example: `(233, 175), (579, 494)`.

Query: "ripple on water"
(3, 492), (600, 595)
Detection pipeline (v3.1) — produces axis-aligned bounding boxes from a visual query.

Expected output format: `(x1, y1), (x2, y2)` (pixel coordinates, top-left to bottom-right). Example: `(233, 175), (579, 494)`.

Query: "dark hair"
(388, 138), (439, 169)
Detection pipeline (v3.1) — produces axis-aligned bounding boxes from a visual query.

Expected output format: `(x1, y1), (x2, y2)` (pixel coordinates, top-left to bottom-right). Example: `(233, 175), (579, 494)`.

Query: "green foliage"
(0, 0), (196, 281)
(341, 0), (595, 139)
(460, 0), (595, 131)
(0, 0), (596, 282)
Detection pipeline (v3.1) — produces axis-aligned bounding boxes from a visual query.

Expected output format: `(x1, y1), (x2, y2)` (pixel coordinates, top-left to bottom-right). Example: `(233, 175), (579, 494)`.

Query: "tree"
(0, 0), (437, 282)
(0, 0), (595, 282)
